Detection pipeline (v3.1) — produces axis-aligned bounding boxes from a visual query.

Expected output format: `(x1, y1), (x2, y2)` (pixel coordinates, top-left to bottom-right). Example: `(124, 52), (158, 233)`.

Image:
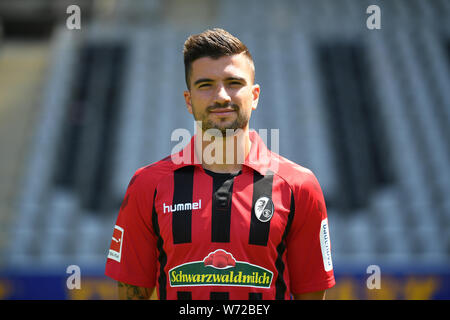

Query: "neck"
(195, 126), (251, 174)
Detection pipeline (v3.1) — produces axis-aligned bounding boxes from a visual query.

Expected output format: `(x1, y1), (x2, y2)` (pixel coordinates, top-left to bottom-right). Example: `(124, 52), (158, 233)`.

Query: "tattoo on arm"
(118, 281), (151, 300)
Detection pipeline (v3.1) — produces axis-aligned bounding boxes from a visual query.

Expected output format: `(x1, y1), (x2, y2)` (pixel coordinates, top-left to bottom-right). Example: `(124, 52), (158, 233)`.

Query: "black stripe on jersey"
(211, 175), (235, 243)
(172, 166), (195, 244)
(249, 292), (263, 300)
(275, 190), (296, 300)
(210, 292), (229, 300)
(249, 171), (274, 246)
(177, 291), (192, 300)
(152, 189), (167, 300)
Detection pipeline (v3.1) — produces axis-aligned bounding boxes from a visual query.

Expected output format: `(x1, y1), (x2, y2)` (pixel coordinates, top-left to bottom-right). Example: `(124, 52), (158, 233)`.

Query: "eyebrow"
(226, 76), (247, 83)
(193, 76), (247, 86)
(193, 78), (214, 86)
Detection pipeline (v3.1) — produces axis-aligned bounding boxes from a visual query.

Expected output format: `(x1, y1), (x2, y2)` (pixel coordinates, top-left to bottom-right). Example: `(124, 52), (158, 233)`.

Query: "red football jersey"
(105, 131), (335, 299)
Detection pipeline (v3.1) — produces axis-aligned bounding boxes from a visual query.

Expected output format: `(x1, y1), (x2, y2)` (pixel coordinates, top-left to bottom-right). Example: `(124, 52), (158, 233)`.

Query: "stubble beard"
(193, 102), (250, 137)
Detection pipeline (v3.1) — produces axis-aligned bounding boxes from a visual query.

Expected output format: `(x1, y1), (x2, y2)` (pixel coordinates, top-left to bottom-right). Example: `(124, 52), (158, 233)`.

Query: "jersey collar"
(171, 130), (275, 176)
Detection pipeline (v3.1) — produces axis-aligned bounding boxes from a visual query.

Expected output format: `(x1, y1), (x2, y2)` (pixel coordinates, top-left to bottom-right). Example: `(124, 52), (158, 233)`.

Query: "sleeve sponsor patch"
(107, 225), (124, 262)
(319, 218), (333, 272)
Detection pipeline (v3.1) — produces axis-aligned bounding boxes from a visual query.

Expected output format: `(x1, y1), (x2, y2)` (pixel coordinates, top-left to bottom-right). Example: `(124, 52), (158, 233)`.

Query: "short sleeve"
(105, 169), (158, 288)
(286, 173), (336, 294)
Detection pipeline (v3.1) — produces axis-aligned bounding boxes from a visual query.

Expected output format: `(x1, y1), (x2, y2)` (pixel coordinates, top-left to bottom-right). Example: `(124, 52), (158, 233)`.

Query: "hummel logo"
(163, 199), (202, 214)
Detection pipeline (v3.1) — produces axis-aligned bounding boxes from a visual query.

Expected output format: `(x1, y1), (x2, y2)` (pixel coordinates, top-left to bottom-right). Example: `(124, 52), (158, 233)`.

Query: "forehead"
(190, 53), (254, 83)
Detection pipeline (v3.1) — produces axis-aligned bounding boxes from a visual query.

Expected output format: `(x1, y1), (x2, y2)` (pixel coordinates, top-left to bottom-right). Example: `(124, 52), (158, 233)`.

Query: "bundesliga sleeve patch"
(108, 225), (124, 262)
(319, 218), (333, 272)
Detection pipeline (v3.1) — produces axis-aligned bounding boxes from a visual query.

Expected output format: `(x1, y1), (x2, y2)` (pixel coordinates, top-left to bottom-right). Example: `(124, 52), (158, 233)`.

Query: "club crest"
(254, 196), (274, 222)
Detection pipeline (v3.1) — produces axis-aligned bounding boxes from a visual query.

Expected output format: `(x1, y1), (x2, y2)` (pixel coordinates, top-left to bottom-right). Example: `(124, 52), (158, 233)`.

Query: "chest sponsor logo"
(169, 249), (273, 289)
(107, 225), (124, 262)
(163, 199), (202, 214)
(254, 196), (274, 222)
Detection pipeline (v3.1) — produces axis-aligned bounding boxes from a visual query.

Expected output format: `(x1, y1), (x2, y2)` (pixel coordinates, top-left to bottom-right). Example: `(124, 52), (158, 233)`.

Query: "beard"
(192, 101), (250, 136)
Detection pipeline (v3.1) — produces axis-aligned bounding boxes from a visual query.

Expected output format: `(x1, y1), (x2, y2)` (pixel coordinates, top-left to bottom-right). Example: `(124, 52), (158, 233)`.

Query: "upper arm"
(118, 281), (155, 300)
(286, 174), (336, 294)
(293, 290), (326, 300)
(105, 169), (158, 288)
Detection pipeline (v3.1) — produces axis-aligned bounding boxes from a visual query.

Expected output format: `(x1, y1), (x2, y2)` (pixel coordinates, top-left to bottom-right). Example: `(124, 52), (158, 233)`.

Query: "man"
(105, 28), (335, 300)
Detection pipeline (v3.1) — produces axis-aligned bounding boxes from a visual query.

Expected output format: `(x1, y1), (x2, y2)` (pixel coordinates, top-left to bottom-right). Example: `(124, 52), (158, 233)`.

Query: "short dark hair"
(183, 28), (254, 89)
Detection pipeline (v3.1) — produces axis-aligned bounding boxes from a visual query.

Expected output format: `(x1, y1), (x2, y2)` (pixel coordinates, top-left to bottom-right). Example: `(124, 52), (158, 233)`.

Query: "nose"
(214, 84), (231, 104)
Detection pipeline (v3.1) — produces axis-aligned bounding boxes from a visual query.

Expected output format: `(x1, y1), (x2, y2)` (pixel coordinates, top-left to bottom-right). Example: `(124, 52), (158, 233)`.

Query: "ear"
(251, 84), (260, 110)
(184, 90), (193, 114)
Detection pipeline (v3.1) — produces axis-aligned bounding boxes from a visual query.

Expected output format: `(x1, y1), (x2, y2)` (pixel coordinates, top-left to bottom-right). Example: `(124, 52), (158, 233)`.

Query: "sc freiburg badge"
(254, 196), (274, 222)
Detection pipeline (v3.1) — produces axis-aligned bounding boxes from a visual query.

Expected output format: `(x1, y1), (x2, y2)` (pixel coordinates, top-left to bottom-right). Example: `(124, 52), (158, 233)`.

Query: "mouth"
(209, 108), (236, 116)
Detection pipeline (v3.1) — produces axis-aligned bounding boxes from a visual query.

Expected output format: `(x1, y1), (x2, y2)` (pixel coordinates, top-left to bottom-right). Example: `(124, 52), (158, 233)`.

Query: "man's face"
(184, 53), (260, 136)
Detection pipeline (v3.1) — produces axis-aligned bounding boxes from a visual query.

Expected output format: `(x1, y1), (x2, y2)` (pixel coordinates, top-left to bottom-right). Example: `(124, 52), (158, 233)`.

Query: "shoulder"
(127, 155), (176, 191)
(271, 153), (327, 228)
(270, 152), (321, 193)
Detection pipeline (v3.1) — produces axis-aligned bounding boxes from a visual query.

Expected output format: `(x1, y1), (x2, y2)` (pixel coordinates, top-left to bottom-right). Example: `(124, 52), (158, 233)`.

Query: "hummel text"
(164, 200), (202, 214)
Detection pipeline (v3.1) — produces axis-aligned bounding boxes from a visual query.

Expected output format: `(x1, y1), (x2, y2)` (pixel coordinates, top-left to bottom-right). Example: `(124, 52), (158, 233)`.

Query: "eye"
(229, 81), (243, 86)
(198, 83), (211, 88)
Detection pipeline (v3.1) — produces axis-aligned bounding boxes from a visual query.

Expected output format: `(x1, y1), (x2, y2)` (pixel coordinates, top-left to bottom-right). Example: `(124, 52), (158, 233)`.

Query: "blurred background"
(0, 0), (449, 299)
